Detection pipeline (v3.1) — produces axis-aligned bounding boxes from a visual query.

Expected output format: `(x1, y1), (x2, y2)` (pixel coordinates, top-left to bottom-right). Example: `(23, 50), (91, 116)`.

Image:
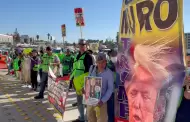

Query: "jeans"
(39, 69), (43, 80)
(39, 72), (48, 97)
(107, 93), (115, 122)
(77, 95), (85, 121)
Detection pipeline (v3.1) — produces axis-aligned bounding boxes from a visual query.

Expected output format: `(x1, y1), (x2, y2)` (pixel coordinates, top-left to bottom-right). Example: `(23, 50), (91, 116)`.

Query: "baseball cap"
(96, 53), (107, 61)
(78, 39), (87, 45)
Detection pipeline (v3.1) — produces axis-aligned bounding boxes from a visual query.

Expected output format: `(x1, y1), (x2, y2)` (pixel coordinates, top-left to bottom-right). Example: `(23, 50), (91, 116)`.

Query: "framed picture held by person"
(84, 76), (102, 106)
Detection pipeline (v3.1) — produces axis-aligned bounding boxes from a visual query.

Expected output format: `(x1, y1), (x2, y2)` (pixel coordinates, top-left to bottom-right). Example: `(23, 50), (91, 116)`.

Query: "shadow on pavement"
(0, 75), (78, 122)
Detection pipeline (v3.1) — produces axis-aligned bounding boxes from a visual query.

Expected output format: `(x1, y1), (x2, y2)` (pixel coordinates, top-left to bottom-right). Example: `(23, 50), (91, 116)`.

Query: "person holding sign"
(34, 46), (60, 99)
(70, 39), (93, 122)
(86, 53), (114, 122)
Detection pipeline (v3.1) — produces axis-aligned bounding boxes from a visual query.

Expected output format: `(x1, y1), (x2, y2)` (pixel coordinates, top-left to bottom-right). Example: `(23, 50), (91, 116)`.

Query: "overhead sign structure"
(74, 8), (85, 27)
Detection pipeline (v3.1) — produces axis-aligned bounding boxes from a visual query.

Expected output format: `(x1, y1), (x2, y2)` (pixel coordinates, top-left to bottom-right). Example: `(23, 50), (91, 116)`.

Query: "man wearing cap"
(70, 39), (93, 122)
(34, 46), (60, 99)
(86, 53), (114, 122)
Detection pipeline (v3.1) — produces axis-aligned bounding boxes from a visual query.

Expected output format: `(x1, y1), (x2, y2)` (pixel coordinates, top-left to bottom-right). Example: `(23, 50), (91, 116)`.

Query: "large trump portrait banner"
(115, 0), (185, 122)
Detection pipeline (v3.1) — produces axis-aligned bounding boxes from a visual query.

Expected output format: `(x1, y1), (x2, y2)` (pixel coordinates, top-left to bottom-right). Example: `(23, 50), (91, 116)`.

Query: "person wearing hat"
(86, 52), (114, 122)
(62, 48), (74, 76)
(34, 46), (60, 99)
(107, 49), (120, 122)
(30, 49), (39, 91)
(70, 39), (94, 122)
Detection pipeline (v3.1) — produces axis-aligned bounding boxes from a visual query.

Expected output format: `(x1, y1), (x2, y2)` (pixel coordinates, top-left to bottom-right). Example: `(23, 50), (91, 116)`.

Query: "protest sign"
(74, 8), (85, 26)
(116, 0), (185, 122)
(84, 76), (102, 106)
(61, 24), (66, 37)
(48, 67), (69, 117)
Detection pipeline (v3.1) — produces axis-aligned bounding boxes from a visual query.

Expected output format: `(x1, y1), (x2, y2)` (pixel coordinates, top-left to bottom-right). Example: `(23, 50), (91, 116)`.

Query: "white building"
(0, 34), (13, 44)
(185, 33), (190, 54)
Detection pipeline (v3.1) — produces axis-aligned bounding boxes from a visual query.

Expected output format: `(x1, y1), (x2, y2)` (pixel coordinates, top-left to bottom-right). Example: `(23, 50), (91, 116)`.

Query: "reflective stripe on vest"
(70, 53), (86, 79)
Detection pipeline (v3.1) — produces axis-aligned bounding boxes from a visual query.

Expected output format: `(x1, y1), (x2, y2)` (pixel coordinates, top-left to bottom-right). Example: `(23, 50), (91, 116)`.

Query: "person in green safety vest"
(39, 49), (44, 80)
(30, 49), (39, 91)
(58, 52), (65, 63)
(13, 54), (22, 79)
(62, 49), (74, 76)
(34, 46), (60, 99)
(70, 39), (93, 122)
(13, 56), (20, 77)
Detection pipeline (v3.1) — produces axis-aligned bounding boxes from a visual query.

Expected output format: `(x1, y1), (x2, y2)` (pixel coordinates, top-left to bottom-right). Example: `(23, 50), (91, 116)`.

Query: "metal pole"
(63, 36), (64, 48)
(80, 26), (83, 39)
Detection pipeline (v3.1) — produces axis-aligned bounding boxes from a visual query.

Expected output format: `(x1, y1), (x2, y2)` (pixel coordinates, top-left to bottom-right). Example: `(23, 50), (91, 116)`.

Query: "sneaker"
(72, 103), (78, 107)
(27, 85), (32, 88)
(34, 96), (44, 99)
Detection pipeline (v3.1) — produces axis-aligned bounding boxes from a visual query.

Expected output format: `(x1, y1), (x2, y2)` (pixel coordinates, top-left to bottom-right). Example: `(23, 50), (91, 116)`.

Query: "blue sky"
(0, 0), (189, 43)
(0, 0), (122, 43)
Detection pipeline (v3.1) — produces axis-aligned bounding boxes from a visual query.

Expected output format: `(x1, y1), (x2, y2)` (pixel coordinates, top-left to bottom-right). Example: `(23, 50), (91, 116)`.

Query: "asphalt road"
(0, 69), (79, 122)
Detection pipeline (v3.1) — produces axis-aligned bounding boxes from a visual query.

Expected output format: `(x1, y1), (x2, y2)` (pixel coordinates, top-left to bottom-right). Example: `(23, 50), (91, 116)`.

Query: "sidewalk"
(0, 69), (79, 122)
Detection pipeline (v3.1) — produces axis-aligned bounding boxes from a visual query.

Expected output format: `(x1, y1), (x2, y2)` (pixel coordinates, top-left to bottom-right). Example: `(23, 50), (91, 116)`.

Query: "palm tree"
(36, 35), (39, 41)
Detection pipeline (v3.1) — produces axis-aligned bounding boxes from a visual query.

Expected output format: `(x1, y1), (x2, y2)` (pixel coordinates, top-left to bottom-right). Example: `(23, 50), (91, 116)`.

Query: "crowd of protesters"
(4, 38), (190, 122)
(5, 39), (120, 122)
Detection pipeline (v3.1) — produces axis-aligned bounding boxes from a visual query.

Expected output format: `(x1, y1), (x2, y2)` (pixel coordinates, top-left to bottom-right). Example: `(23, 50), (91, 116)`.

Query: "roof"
(0, 34), (13, 37)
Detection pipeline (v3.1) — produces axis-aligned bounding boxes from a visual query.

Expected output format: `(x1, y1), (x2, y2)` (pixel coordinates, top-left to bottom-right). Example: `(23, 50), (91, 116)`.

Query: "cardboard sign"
(74, 8), (85, 26)
(48, 67), (69, 117)
(116, 0), (185, 122)
(61, 24), (66, 37)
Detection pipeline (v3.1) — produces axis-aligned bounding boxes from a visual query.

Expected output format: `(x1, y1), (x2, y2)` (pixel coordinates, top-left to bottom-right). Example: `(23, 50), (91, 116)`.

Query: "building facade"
(0, 34), (13, 44)
(185, 33), (190, 55)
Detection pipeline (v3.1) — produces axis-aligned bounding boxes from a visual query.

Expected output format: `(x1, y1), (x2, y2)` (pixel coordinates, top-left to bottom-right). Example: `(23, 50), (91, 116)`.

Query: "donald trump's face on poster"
(127, 81), (157, 122)
(125, 66), (159, 122)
